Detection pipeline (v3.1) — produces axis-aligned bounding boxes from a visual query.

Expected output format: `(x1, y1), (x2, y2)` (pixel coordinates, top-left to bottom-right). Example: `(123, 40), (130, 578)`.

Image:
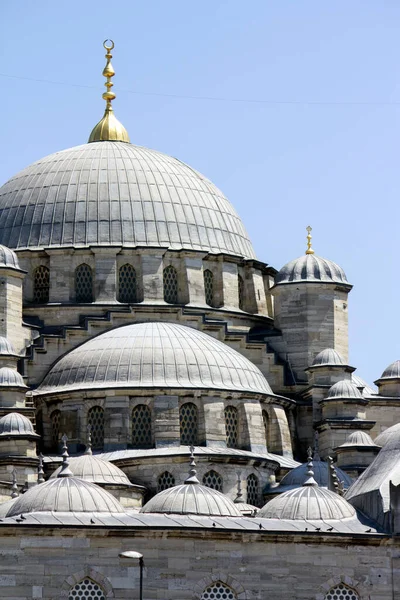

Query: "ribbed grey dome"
(36, 322), (273, 396)
(312, 348), (346, 367)
(327, 380), (363, 400)
(274, 460), (352, 491)
(259, 486), (355, 520)
(275, 254), (349, 286)
(0, 245), (19, 269)
(140, 483), (241, 517)
(0, 337), (15, 355)
(50, 454), (133, 487)
(0, 142), (255, 259)
(0, 413), (39, 437)
(380, 360), (400, 380)
(375, 423), (400, 448)
(0, 367), (26, 387)
(339, 430), (376, 447)
(6, 477), (125, 516)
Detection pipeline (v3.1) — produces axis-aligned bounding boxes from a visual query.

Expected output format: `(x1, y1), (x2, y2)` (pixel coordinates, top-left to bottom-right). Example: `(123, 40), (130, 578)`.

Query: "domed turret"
(0, 413), (38, 438)
(275, 254), (349, 286)
(326, 380), (364, 400)
(312, 348), (347, 367)
(0, 245), (20, 270)
(375, 423), (400, 448)
(0, 368), (26, 388)
(0, 337), (16, 356)
(374, 360), (400, 397)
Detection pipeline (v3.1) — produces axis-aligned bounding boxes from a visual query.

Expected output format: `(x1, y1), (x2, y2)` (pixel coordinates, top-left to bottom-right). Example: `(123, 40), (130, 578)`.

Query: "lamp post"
(119, 551), (144, 600)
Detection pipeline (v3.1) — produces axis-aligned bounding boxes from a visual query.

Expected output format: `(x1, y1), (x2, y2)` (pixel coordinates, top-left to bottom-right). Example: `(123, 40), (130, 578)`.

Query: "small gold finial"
(88, 40), (130, 143)
(306, 225), (314, 255)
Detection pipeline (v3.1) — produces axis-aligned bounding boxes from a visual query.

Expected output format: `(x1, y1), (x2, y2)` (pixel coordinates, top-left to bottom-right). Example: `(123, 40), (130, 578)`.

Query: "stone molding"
(193, 573), (248, 599)
(316, 574), (367, 600)
(59, 567), (114, 598)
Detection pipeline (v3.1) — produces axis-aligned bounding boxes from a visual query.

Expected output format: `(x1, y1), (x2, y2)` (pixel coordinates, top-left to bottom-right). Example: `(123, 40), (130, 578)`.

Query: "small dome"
(259, 485), (356, 520)
(351, 374), (376, 396)
(50, 454), (133, 487)
(0, 367), (26, 388)
(375, 423), (400, 448)
(311, 348), (346, 367)
(379, 360), (400, 380)
(0, 245), (19, 270)
(0, 497), (18, 517)
(339, 430), (377, 448)
(275, 254), (349, 286)
(233, 501), (258, 516)
(0, 413), (38, 437)
(274, 459), (352, 491)
(0, 337), (16, 355)
(326, 380), (363, 400)
(6, 477), (125, 516)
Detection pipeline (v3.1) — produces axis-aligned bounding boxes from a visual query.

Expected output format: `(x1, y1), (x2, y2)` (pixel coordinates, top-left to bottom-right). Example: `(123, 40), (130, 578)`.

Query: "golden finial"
(88, 40), (130, 143)
(306, 225), (314, 255)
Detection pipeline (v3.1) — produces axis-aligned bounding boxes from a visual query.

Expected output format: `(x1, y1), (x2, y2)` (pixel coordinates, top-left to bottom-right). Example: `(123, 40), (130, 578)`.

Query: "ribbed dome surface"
(327, 380), (363, 400)
(0, 413), (38, 437)
(275, 460), (352, 490)
(0, 142), (255, 259)
(6, 477), (125, 516)
(50, 454), (133, 487)
(380, 360), (400, 380)
(275, 254), (348, 285)
(375, 423), (400, 448)
(0, 337), (15, 355)
(0, 368), (26, 387)
(36, 322), (272, 396)
(140, 483), (241, 517)
(339, 430), (376, 447)
(0, 245), (19, 269)
(259, 485), (355, 520)
(312, 348), (346, 367)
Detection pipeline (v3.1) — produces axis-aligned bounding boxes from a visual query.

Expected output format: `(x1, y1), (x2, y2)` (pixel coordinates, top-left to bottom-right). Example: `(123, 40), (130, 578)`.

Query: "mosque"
(0, 41), (399, 599)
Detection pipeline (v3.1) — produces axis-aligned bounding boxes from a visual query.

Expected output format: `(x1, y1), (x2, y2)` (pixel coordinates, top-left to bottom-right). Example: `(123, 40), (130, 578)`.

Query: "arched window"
(247, 473), (260, 507)
(87, 406), (104, 450)
(157, 471), (175, 492)
(75, 264), (93, 302)
(68, 578), (105, 600)
(163, 265), (178, 303)
(224, 405), (238, 448)
(204, 269), (214, 307)
(51, 410), (60, 450)
(238, 274), (244, 310)
(179, 402), (198, 446)
(203, 469), (223, 492)
(262, 410), (269, 447)
(324, 584), (359, 600)
(132, 404), (152, 448)
(33, 266), (50, 303)
(118, 263), (137, 303)
(201, 582), (237, 600)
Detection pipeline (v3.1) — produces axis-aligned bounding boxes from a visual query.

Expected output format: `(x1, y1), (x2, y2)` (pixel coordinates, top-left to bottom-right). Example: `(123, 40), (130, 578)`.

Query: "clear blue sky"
(2, 1), (399, 385)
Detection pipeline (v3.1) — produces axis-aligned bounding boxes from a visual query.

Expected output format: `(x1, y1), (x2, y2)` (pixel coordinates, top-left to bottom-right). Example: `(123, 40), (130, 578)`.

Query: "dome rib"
(275, 254), (349, 286)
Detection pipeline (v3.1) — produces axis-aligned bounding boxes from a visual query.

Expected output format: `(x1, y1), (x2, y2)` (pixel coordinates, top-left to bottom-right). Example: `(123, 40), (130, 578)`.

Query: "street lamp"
(119, 551), (144, 600)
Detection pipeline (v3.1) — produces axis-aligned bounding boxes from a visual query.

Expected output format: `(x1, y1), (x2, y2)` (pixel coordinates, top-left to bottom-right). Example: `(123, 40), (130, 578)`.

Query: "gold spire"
(305, 225), (314, 255)
(88, 40), (130, 143)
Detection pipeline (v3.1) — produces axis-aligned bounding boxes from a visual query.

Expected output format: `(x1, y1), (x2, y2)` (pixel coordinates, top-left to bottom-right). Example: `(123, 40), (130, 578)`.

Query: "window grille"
(132, 404), (152, 447)
(163, 265), (178, 303)
(224, 406), (238, 448)
(204, 269), (214, 307)
(157, 471), (175, 492)
(68, 578), (105, 600)
(33, 266), (50, 303)
(201, 582), (237, 600)
(247, 473), (260, 506)
(262, 410), (269, 446)
(51, 410), (60, 449)
(203, 470), (223, 492)
(325, 584), (359, 600)
(118, 264), (137, 303)
(75, 264), (93, 303)
(238, 274), (244, 310)
(87, 406), (104, 450)
(179, 402), (198, 446)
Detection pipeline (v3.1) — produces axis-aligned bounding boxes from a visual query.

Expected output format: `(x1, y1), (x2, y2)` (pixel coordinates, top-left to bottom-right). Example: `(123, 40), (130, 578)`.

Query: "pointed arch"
(203, 469), (223, 492)
(163, 265), (178, 303)
(118, 263), (137, 303)
(61, 567), (114, 598)
(157, 471), (175, 492)
(132, 404), (152, 448)
(33, 265), (50, 303)
(224, 405), (238, 448)
(87, 406), (104, 450)
(204, 268), (214, 307)
(180, 402), (198, 445)
(75, 263), (93, 302)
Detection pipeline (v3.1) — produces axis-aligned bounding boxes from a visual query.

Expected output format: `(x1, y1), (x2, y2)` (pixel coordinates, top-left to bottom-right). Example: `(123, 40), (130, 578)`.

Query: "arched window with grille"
(118, 263), (137, 303)
(87, 406), (104, 450)
(324, 584), (359, 600)
(179, 402), (198, 445)
(132, 404), (152, 448)
(238, 274), (245, 310)
(203, 469), (223, 492)
(75, 263), (93, 302)
(163, 265), (178, 303)
(203, 269), (214, 307)
(247, 473), (260, 507)
(51, 410), (60, 450)
(68, 578), (106, 600)
(201, 582), (237, 600)
(224, 405), (238, 448)
(33, 265), (50, 303)
(157, 471), (175, 492)
(262, 410), (269, 447)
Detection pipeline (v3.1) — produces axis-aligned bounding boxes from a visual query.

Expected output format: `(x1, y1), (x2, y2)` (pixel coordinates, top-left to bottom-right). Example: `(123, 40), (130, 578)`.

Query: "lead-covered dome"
(311, 348), (347, 367)
(0, 368), (26, 388)
(50, 454), (133, 487)
(0, 245), (20, 270)
(36, 322), (273, 396)
(379, 360), (400, 380)
(275, 254), (349, 286)
(0, 413), (39, 438)
(0, 142), (255, 259)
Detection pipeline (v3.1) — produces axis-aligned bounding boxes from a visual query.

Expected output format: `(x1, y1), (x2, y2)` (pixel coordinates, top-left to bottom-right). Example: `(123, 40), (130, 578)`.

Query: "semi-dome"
(50, 453), (133, 487)
(0, 337), (16, 355)
(0, 141), (255, 259)
(379, 360), (400, 380)
(36, 322), (273, 396)
(275, 254), (349, 286)
(311, 348), (346, 367)
(0, 245), (20, 270)
(326, 380), (363, 400)
(0, 413), (39, 438)
(375, 423), (400, 448)
(0, 368), (26, 388)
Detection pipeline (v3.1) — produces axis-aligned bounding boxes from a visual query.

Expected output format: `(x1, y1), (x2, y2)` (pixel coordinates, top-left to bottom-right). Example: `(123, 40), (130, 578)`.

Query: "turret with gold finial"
(88, 40), (130, 143)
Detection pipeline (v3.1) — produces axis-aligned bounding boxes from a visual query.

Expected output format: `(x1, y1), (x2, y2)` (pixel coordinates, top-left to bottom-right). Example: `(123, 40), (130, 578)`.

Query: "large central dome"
(0, 141), (255, 258)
